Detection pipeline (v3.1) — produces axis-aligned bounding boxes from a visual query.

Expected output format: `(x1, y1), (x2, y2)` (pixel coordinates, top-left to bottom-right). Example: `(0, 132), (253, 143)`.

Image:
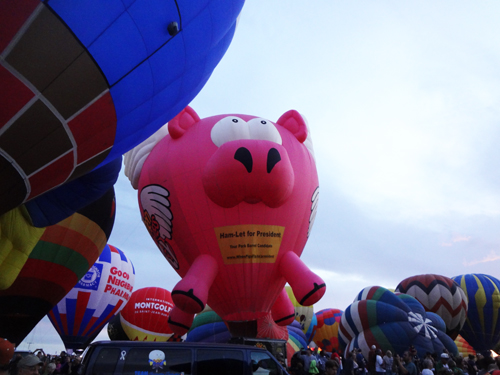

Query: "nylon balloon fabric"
(48, 244), (135, 351)
(311, 308), (343, 352)
(130, 106), (325, 337)
(452, 274), (500, 352)
(120, 287), (175, 341)
(0, 0), (245, 216)
(395, 274), (468, 340)
(338, 286), (458, 359)
(0, 188), (116, 344)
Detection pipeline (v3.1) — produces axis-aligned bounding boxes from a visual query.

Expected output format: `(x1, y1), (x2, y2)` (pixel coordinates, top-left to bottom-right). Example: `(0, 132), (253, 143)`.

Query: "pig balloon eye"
(247, 118), (282, 145)
(211, 116), (250, 147)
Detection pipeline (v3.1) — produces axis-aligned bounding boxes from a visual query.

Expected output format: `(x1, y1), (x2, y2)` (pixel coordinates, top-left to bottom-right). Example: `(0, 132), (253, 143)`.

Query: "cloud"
(463, 251), (500, 266)
(441, 235), (471, 247)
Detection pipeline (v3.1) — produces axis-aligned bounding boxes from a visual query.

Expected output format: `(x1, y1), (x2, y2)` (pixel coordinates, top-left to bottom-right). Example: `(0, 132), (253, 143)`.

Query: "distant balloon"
(452, 274), (500, 352)
(288, 320), (308, 352)
(339, 286), (458, 359)
(311, 308), (343, 352)
(186, 307), (305, 364)
(127, 106), (325, 337)
(49, 244), (135, 351)
(107, 313), (129, 341)
(396, 274), (468, 340)
(120, 287), (175, 341)
(0, 188), (116, 345)
(454, 334), (475, 358)
(0, 0), (245, 216)
(286, 285), (315, 337)
(186, 307), (231, 344)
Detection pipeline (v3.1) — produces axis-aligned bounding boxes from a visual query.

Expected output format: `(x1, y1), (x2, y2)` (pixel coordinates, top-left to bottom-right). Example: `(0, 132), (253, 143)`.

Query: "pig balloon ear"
(276, 110), (308, 143)
(168, 106), (201, 139)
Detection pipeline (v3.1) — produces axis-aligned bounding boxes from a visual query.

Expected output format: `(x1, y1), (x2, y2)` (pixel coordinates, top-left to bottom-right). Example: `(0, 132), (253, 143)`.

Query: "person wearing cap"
(0, 339), (15, 375)
(16, 354), (43, 375)
(436, 353), (452, 375)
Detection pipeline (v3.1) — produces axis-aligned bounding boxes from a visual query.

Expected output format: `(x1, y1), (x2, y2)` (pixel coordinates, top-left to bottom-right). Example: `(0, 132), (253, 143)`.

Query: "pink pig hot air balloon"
(124, 106), (325, 337)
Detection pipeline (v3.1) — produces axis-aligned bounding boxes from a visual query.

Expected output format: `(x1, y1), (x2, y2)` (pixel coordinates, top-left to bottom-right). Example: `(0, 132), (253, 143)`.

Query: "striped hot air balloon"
(0, 188), (116, 345)
(338, 286), (458, 359)
(452, 274), (500, 352)
(49, 244), (135, 351)
(395, 274), (468, 340)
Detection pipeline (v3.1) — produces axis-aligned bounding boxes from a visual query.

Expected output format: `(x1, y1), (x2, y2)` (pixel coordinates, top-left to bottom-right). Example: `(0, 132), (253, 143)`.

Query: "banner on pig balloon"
(125, 106), (326, 337)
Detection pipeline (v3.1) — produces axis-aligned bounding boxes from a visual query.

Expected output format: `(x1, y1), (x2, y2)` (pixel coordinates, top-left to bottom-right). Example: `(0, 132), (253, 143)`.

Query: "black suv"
(80, 341), (289, 375)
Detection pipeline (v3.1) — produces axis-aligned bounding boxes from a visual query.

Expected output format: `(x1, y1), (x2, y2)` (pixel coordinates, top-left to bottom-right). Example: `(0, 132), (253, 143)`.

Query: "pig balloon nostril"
(234, 147), (253, 173)
(267, 148), (281, 173)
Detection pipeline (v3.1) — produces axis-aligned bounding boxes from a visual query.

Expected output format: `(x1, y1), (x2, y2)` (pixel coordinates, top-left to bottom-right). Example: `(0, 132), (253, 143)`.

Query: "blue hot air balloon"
(452, 274), (500, 352)
(338, 286), (458, 359)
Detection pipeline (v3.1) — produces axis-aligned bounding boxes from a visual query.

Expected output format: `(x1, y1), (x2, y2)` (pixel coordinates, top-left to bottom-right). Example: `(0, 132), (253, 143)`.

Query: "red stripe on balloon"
(73, 291), (91, 336)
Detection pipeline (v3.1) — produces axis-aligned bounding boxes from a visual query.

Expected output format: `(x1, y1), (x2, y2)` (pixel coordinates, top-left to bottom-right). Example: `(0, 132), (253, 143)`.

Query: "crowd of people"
(1, 339), (81, 375)
(288, 345), (500, 375)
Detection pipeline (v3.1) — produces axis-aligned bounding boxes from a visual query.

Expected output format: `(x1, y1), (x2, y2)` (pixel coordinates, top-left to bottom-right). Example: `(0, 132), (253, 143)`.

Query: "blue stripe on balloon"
(77, 307), (97, 336)
(65, 298), (78, 336)
(99, 244), (112, 263)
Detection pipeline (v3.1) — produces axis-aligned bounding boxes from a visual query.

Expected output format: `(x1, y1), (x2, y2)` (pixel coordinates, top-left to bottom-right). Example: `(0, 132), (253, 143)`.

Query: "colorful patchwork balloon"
(338, 286), (458, 359)
(311, 308), (343, 352)
(452, 274), (500, 352)
(395, 274), (468, 339)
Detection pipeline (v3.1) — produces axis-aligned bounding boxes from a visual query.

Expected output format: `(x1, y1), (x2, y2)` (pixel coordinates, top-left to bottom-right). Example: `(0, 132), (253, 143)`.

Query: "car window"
(251, 351), (280, 375)
(122, 348), (191, 375)
(196, 349), (244, 375)
(90, 348), (121, 375)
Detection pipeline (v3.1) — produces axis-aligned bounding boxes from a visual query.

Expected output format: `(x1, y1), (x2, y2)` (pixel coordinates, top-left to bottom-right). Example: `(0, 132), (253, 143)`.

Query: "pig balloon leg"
(171, 254), (218, 314)
(271, 288), (296, 326)
(168, 306), (195, 335)
(280, 252), (326, 306)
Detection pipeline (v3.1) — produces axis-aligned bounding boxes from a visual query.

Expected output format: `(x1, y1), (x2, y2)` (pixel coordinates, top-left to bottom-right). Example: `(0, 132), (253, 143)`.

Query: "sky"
(17, 1), (500, 354)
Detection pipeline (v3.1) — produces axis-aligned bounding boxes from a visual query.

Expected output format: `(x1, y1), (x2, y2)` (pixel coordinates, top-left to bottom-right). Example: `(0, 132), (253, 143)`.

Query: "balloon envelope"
(0, 188), (116, 344)
(339, 286), (458, 359)
(454, 334), (476, 358)
(396, 274), (468, 340)
(285, 285), (315, 337)
(120, 287), (175, 341)
(134, 107), (324, 337)
(311, 308), (343, 352)
(0, 0), (245, 215)
(49, 244), (135, 350)
(452, 274), (500, 352)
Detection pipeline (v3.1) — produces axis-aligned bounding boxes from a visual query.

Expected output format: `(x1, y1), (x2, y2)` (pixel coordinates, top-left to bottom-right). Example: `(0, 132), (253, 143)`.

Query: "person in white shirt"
(375, 349), (386, 375)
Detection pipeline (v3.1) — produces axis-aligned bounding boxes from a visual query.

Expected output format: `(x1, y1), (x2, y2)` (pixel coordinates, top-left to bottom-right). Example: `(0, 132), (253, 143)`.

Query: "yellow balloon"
(286, 285), (314, 335)
(0, 206), (45, 289)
